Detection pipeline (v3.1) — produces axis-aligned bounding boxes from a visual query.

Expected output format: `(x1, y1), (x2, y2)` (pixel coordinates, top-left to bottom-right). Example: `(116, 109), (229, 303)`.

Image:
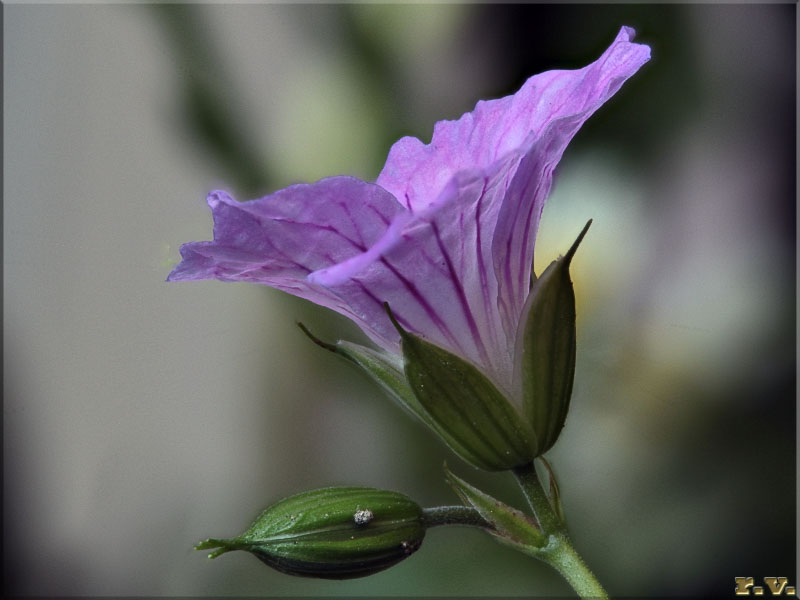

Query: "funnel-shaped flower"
(169, 27), (650, 467)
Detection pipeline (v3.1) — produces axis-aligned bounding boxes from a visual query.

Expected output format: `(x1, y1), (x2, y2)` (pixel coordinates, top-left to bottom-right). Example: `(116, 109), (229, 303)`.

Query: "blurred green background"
(4, 4), (795, 597)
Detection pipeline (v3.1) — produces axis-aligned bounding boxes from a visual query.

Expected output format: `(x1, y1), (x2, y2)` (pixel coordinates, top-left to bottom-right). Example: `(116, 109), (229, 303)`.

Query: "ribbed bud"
(195, 487), (425, 579)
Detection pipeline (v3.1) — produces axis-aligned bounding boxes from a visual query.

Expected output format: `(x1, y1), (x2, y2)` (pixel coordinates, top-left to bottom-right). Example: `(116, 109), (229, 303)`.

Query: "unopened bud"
(195, 487), (425, 579)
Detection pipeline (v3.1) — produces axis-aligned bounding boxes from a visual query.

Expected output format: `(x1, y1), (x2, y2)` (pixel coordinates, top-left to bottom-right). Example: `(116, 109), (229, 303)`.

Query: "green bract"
(297, 324), (429, 425)
(445, 464), (546, 551)
(195, 487), (425, 579)
(300, 321), (536, 471)
(514, 221), (590, 456)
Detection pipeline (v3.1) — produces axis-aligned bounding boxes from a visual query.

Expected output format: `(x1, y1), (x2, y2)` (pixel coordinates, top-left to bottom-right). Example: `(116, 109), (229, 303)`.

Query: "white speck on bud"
(353, 508), (374, 526)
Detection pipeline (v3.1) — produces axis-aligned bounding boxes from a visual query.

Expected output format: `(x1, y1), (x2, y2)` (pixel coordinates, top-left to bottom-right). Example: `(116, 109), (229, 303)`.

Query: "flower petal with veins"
(168, 27), (650, 392)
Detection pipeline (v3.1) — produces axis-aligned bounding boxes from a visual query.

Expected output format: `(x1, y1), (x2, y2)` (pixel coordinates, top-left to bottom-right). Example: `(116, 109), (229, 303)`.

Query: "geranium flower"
(169, 27), (650, 469)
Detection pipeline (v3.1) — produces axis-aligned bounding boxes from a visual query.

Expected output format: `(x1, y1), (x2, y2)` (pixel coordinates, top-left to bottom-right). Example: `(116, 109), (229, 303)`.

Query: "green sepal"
(444, 464), (546, 551)
(195, 487), (425, 580)
(385, 305), (537, 471)
(297, 322), (428, 423)
(538, 456), (566, 526)
(298, 324), (495, 466)
(514, 220), (590, 456)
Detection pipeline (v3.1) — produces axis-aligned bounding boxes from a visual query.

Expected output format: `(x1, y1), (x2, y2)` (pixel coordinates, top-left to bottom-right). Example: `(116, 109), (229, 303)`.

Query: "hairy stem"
(421, 506), (492, 529)
(513, 462), (564, 534)
(538, 533), (609, 600)
(513, 462), (608, 600)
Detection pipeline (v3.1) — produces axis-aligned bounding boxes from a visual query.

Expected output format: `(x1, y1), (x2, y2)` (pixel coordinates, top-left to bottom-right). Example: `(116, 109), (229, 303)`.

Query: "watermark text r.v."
(735, 577), (796, 596)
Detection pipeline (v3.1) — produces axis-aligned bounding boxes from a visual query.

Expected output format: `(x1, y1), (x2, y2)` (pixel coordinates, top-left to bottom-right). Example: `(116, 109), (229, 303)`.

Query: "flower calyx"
(385, 304), (537, 472)
(299, 312), (538, 472)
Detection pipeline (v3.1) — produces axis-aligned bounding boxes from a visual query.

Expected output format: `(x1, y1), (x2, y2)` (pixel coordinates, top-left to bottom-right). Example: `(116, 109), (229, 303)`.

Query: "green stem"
(513, 463), (608, 600)
(421, 506), (491, 529)
(539, 534), (608, 600)
(513, 462), (564, 534)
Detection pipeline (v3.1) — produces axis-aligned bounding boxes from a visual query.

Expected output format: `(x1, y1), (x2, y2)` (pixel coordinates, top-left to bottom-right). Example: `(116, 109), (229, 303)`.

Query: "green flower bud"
(195, 487), (425, 580)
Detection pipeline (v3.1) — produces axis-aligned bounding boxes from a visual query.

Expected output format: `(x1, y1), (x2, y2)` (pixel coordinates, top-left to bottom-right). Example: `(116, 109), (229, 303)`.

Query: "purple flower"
(169, 27), (650, 397)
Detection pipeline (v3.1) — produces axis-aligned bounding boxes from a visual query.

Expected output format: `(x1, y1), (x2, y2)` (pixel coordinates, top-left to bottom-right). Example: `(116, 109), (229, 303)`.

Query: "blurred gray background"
(4, 4), (795, 597)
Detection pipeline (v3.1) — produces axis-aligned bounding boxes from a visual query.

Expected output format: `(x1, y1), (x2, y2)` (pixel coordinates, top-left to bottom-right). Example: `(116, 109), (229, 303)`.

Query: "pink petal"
(376, 27), (648, 216)
(170, 27), (650, 393)
(318, 27), (650, 387)
(167, 177), (407, 351)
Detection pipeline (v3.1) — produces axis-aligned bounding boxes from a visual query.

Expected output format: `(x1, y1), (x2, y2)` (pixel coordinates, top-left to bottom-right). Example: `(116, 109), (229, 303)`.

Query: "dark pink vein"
(338, 201), (366, 248)
(473, 177), (496, 347)
(515, 164), (549, 302)
(501, 157), (530, 320)
(367, 204), (392, 227)
(379, 256), (463, 353)
(351, 278), (416, 335)
(269, 216), (365, 253)
(430, 220), (491, 368)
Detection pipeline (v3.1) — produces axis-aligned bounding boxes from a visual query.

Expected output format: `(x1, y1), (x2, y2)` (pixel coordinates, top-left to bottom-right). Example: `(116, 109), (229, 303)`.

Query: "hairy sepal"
(387, 306), (537, 471)
(444, 464), (545, 551)
(514, 220), (590, 455)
